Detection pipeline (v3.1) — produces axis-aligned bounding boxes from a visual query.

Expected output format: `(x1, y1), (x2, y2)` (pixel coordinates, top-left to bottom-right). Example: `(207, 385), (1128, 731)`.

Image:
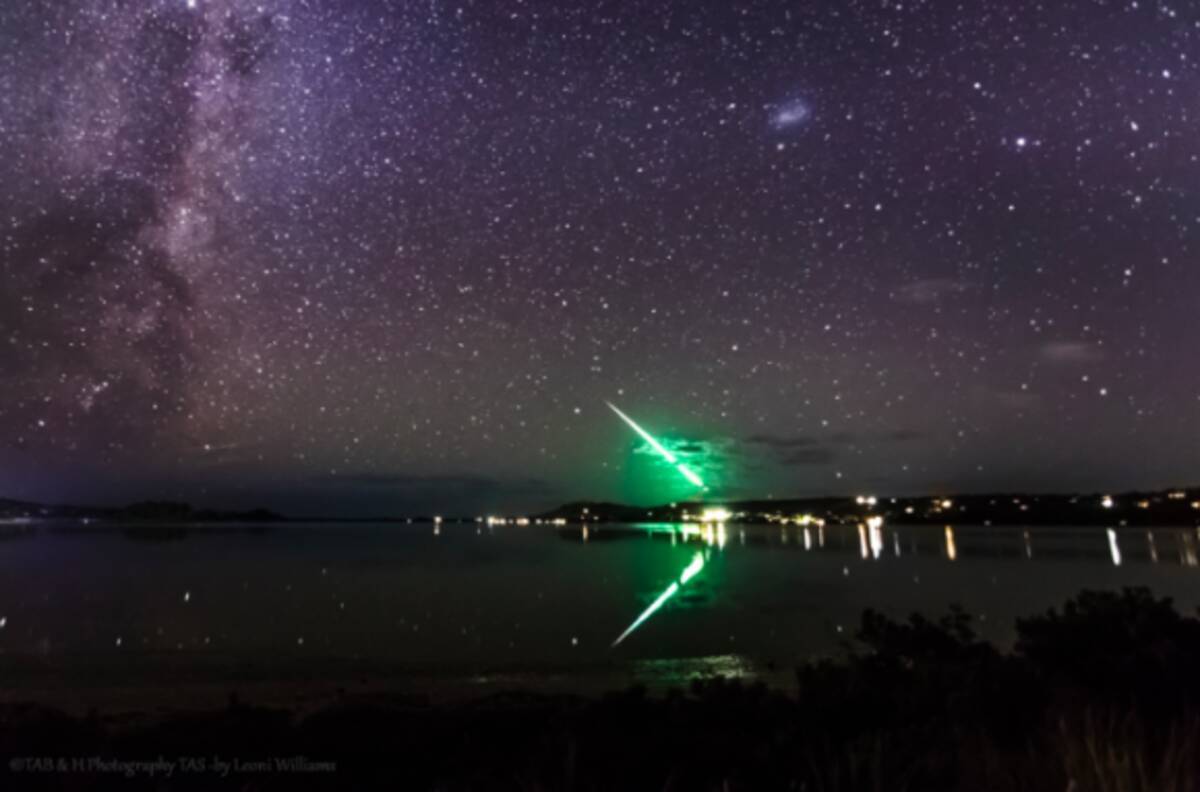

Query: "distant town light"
(700, 507), (731, 523)
(1101, 496), (1115, 509)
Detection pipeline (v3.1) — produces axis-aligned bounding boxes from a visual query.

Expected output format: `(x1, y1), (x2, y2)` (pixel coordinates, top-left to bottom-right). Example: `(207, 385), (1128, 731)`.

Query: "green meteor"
(606, 402), (706, 489)
(611, 551), (706, 647)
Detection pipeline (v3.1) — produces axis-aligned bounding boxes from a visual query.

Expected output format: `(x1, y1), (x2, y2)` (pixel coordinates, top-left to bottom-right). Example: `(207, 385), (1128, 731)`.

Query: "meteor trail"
(611, 551), (706, 647)
(606, 402), (706, 489)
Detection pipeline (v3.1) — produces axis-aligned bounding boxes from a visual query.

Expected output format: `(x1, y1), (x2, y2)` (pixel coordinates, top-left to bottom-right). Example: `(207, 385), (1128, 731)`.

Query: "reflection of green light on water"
(611, 583), (678, 648)
(607, 402), (706, 490)
(679, 552), (704, 584)
(611, 551), (706, 647)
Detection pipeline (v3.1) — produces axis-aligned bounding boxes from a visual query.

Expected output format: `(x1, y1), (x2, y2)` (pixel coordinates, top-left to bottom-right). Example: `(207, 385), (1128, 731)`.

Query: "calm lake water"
(1, 520), (1199, 700)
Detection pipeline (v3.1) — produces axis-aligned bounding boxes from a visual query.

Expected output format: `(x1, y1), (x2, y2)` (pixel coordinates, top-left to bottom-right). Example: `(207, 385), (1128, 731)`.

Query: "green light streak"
(675, 463), (705, 488)
(611, 582), (678, 648)
(606, 402), (678, 462)
(606, 402), (706, 490)
(611, 551), (706, 647)
(679, 552), (704, 584)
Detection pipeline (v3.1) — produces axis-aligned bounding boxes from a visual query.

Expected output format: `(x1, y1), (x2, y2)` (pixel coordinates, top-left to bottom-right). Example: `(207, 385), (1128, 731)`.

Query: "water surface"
(1, 521), (1198, 702)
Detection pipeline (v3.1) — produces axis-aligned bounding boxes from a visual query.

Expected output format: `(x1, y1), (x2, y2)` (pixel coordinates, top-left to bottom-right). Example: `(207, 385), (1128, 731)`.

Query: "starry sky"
(1, 0), (1198, 516)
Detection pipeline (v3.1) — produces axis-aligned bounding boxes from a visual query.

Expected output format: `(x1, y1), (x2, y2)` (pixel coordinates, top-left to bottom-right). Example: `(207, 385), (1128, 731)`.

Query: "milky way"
(1, 0), (1198, 514)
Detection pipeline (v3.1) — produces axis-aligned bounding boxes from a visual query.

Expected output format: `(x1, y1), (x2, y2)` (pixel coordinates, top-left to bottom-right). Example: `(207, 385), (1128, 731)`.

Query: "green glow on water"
(678, 552), (705, 584)
(612, 551), (706, 647)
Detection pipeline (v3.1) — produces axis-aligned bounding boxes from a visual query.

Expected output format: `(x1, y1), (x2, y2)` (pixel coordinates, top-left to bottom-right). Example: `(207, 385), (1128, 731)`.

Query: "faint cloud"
(744, 433), (822, 450)
(631, 436), (730, 461)
(744, 433), (837, 468)
(189, 440), (265, 467)
(743, 428), (923, 469)
(1040, 341), (1104, 363)
(988, 389), (1041, 410)
(746, 430), (920, 448)
(779, 447), (837, 467)
(319, 473), (556, 498)
(893, 278), (971, 304)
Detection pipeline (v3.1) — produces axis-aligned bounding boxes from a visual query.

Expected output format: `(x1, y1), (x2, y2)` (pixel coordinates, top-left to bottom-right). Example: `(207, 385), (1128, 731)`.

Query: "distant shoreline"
(3, 484), (1198, 527)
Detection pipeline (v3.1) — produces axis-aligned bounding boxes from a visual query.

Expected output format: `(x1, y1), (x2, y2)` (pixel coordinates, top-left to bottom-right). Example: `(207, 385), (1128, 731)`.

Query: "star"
(0, 0), (1194, 514)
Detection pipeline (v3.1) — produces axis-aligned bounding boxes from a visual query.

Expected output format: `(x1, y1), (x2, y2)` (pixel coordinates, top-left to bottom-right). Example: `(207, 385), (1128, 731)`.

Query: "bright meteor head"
(675, 463), (705, 488)
(606, 402), (706, 490)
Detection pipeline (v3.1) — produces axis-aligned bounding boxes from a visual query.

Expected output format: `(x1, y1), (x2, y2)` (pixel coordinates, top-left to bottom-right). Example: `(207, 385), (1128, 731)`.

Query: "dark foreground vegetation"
(3, 588), (1199, 791)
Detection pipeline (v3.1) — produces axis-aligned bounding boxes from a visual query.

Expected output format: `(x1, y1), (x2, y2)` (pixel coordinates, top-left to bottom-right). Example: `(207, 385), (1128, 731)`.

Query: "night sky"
(2, 0), (1198, 516)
